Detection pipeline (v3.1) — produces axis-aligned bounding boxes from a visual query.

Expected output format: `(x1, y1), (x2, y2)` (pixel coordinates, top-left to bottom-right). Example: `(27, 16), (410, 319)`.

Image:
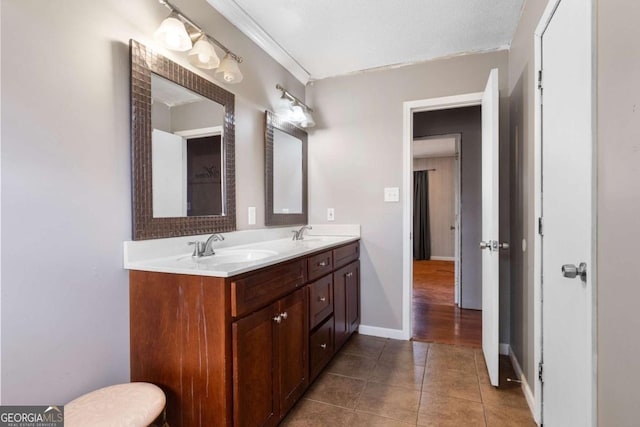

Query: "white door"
(540, 0), (594, 425)
(481, 68), (500, 387)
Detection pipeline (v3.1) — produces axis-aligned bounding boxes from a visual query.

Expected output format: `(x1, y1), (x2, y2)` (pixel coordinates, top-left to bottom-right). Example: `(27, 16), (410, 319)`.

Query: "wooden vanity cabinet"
(129, 239), (359, 427)
(232, 288), (308, 427)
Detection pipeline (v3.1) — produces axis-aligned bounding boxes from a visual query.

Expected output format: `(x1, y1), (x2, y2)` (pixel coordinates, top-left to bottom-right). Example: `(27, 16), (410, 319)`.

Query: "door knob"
(498, 242), (510, 250)
(480, 241), (491, 250)
(562, 262), (587, 282)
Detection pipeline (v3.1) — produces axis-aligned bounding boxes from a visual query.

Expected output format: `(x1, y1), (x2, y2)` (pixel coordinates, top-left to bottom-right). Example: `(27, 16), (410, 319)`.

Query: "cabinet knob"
(318, 296), (326, 302)
(320, 343), (327, 349)
(346, 272), (353, 278)
(280, 311), (288, 320)
(318, 261), (328, 267)
(273, 315), (282, 324)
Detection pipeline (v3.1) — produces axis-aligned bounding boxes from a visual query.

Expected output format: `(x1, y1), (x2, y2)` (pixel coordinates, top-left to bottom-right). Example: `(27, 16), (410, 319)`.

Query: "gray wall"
(596, 0), (640, 423)
(412, 157), (455, 259)
(507, 0), (549, 391)
(306, 50), (510, 336)
(0, 0), (303, 404)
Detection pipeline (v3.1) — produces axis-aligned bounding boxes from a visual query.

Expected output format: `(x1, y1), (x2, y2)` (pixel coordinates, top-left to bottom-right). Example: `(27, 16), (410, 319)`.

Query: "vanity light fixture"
(275, 84), (316, 129)
(155, 0), (243, 83)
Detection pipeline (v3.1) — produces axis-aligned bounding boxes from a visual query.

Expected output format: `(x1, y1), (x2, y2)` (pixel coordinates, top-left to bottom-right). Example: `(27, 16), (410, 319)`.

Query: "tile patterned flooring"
(282, 334), (536, 426)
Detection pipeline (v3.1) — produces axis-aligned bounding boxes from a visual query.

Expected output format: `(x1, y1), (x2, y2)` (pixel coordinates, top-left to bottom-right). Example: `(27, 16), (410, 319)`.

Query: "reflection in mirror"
(151, 74), (225, 218)
(265, 111), (307, 226)
(130, 40), (235, 240)
(273, 128), (303, 214)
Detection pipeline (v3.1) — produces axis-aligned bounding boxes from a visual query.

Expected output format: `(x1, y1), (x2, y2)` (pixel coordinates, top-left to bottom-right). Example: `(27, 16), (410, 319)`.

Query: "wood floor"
(412, 260), (482, 347)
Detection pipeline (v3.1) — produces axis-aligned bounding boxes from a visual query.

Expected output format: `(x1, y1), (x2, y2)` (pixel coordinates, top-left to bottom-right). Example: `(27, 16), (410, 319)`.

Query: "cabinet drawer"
(309, 316), (334, 381)
(333, 241), (359, 270)
(231, 259), (305, 318)
(307, 251), (333, 282)
(308, 275), (333, 330)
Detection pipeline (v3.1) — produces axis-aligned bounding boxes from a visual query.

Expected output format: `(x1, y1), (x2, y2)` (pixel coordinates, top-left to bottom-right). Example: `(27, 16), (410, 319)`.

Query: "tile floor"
(282, 334), (536, 426)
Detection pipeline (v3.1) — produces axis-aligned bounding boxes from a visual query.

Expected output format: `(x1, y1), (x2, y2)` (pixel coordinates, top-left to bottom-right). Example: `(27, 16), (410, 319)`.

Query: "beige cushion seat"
(65, 382), (165, 427)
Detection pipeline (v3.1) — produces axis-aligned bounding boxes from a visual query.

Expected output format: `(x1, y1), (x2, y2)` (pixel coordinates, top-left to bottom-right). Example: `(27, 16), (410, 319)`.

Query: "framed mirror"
(130, 40), (235, 240)
(265, 111), (308, 226)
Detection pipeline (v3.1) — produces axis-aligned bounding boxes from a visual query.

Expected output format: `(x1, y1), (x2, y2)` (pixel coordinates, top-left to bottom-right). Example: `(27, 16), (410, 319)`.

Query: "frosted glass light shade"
(188, 36), (220, 69)
(275, 95), (293, 120)
(215, 54), (243, 84)
(301, 109), (316, 128)
(155, 15), (192, 52)
(290, 104), (305, 123)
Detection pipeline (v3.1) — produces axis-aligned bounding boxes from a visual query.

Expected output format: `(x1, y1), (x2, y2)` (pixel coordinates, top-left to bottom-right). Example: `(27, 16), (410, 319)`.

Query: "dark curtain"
(413, 170), (431, 260)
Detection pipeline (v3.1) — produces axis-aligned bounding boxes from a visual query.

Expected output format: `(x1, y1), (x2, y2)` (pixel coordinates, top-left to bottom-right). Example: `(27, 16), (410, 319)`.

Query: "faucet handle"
(291, 230), (298, 240)
(188, 241), (205, 257)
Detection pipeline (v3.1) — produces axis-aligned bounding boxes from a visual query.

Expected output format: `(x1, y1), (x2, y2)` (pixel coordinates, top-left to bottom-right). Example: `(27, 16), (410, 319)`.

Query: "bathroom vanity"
(126, 233), (360, 427)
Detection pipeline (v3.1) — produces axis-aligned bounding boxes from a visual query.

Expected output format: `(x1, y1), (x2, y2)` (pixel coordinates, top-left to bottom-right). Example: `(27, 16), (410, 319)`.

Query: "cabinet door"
(277, 288), (309, 416)
(333, 267), (349, 350)
(233, 302), (280, 427)
(346, 261), (360, 333)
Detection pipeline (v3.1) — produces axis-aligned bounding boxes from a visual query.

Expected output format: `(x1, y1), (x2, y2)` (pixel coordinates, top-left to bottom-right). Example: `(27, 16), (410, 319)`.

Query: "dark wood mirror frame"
(264, 111), (308, 226)
(130, 40), (236, 240)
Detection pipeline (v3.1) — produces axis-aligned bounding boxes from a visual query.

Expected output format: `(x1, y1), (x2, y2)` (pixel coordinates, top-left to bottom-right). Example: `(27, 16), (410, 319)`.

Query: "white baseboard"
(508, 345), (537, 423)
(429, 256), (455, 261)
(499, 343), (510, 355)
(358, 325), (410, 340)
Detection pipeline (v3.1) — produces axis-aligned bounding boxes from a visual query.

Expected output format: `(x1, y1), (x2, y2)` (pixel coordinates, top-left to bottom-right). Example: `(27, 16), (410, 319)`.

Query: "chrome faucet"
(189, 233), (225, 257)
(292, 225), (312, 241)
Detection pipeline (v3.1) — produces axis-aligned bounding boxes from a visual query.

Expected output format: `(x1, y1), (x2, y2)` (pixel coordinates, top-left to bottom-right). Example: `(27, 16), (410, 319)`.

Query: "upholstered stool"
(65, 382), (166, 427)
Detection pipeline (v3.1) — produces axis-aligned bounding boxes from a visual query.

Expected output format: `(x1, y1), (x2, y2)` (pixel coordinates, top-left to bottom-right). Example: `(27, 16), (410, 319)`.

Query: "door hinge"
(538, 362), (544, 383)
(538, 217), (544, 236)
(538, 70), (543, 90)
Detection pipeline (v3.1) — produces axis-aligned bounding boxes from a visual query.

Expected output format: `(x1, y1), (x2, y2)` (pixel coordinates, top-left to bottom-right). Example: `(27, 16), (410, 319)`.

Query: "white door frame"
(402, 93), (483, 340)
(533, 0), (597, 423)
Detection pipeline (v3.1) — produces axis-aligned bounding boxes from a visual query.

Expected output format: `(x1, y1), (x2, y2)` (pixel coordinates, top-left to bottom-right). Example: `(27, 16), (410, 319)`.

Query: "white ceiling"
(151, 74), (206, 107)
(413, 136), (457, 158)
(207, 0), (524, 82)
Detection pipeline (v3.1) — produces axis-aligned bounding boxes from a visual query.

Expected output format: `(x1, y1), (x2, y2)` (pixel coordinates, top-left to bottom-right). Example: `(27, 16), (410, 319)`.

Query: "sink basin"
(197, 249), (278, 264)
(176, 248), (279, 267)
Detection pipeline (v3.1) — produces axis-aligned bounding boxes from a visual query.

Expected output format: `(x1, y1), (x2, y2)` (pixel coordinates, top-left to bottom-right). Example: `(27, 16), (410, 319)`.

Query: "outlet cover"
(384, 187), (400, 202)
(248, 206), (256, 225)
(327, 208), (335, 221)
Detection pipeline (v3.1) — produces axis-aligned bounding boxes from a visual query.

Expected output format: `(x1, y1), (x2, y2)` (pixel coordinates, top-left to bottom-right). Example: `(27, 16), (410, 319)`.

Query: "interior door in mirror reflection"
(150, 73), (225, 219)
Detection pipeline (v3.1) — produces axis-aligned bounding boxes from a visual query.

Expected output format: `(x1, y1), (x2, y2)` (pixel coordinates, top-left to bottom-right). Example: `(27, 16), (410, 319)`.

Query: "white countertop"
(123, 225), (360, 278)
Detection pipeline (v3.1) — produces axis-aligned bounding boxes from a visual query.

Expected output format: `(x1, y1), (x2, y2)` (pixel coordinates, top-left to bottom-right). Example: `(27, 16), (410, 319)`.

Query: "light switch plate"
(384, 187), (400, 202)
(327, 208), (335, 221)
(248, 206), (256, 225)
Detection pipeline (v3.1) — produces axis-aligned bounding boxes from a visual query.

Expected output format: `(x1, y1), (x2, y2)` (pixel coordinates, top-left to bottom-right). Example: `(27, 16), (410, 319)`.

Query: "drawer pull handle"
(320, 343), (327, 349)
(319, 296), (326, 302)
(346, 272), (353, 278)
(273, 315), (282, 324)
(280, 311), (288, 320)
(318, 261), (328, 267)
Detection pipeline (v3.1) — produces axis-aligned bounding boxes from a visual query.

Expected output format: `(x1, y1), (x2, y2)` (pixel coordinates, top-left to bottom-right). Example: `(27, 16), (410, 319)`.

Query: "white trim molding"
(358, 325), (410, 341)
(509, 346), (536, 421)
(206, 0), (311, 84)
(430, 256), (455, 262)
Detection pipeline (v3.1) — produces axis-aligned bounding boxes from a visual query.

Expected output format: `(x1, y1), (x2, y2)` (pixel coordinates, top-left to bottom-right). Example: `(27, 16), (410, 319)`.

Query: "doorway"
(410, 113), (482, 347)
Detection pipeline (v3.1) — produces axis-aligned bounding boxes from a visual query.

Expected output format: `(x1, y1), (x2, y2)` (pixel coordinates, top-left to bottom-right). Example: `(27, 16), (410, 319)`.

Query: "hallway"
(412, 260), (482, 347)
